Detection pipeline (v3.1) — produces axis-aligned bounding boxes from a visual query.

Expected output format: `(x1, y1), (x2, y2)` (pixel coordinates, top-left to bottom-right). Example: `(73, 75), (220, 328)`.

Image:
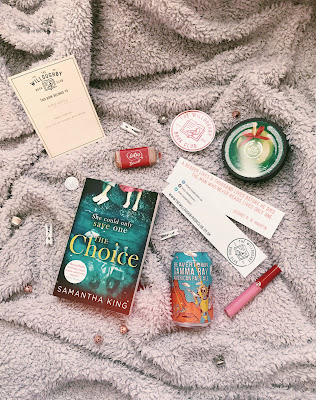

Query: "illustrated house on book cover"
(53, 178), (160, 315)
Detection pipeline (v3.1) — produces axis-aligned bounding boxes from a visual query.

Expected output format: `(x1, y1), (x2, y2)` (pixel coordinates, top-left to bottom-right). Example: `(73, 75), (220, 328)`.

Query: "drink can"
(171, 251), (213, 327)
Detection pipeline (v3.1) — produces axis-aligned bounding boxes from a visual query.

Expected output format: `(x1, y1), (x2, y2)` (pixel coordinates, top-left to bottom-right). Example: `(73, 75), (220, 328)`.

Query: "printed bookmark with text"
(163, 176), (266, 277)
(167, 158), (284, 239)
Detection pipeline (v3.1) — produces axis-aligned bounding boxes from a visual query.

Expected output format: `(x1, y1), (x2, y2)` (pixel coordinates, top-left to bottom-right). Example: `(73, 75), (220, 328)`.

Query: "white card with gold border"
(9, 55), (105, 158)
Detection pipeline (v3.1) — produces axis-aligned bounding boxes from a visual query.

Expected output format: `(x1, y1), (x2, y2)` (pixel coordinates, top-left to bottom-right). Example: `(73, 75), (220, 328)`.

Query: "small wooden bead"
(232, 110), (240, 118)
(94, 335), (103, 344)
(119, 325), (128, 334)
(24, 285), (33, 293)
(11, 216), (22, 226)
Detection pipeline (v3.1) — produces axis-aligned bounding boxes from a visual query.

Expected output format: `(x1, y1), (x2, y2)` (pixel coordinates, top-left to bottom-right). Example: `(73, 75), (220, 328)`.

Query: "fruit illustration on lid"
(222, 118), (288, 182)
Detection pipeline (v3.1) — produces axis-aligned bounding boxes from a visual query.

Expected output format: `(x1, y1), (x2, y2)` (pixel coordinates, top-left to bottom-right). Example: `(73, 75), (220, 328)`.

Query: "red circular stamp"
(170, 110), (216, 152)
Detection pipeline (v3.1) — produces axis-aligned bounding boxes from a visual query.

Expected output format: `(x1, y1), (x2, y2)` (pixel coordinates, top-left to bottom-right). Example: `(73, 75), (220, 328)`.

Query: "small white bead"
(65, 177), (79, 191)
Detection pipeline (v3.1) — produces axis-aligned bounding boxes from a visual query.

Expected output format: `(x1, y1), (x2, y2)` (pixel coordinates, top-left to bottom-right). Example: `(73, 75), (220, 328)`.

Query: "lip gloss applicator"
(224, 265), (281, 318)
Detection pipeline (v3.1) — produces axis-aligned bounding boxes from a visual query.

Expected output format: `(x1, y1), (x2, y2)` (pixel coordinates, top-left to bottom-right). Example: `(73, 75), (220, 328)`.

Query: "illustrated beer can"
(171, 252), (213, 327)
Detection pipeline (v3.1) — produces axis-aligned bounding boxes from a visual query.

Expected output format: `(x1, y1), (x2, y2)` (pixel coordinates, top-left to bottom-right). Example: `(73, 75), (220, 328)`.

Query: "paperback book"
(53, 178), (160, 315)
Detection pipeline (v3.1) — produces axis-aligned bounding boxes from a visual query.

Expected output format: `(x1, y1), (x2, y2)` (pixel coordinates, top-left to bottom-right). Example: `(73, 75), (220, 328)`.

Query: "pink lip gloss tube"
(224, 265), (281, 318)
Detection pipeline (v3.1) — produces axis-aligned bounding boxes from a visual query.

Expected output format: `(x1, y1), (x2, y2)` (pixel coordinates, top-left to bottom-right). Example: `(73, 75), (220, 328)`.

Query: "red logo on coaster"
(180, 120), (205, 141)
(170, 110), (215, 152)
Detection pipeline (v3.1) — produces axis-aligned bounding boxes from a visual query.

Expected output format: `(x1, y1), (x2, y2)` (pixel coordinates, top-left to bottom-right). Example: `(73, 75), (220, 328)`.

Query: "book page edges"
(127, 193), (161, 315)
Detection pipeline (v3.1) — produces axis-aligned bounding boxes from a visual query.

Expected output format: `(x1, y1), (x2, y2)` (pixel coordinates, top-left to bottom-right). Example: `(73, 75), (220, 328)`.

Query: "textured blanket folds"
(0, 0), (315, 399)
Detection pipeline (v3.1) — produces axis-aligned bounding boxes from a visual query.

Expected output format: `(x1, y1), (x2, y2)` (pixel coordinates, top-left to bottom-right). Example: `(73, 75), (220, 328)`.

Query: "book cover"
(53, 178), (160, 315)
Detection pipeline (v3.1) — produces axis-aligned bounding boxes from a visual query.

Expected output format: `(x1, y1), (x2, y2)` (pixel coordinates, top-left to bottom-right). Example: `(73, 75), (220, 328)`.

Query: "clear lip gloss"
(224, 265), (281, 318)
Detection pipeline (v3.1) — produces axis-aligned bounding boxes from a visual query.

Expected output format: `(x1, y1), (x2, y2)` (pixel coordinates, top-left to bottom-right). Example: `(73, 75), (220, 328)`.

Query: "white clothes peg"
(45, 223), (53, 246)
(159, 229), (179, 241)
(120, 122), (141, 136)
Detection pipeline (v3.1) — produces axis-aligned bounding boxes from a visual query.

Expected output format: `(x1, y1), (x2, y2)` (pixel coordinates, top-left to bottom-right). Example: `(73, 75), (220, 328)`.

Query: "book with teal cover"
(53, 178), (160, 315)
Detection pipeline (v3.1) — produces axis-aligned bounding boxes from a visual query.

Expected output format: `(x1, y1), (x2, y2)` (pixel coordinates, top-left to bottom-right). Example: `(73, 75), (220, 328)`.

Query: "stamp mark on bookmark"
(227, 238), (256, 267)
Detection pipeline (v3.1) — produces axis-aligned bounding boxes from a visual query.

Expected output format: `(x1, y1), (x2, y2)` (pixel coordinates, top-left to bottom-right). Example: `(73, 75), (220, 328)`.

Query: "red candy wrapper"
(115, 147), (161, 169)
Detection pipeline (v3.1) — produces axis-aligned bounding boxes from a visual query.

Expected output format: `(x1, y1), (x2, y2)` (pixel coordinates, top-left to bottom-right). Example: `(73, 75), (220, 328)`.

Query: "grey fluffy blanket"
(0, 0), (315, 399)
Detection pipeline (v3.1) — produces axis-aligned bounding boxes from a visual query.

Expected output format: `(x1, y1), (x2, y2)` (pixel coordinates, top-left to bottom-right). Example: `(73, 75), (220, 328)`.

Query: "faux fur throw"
(0, 0), (315, 399)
